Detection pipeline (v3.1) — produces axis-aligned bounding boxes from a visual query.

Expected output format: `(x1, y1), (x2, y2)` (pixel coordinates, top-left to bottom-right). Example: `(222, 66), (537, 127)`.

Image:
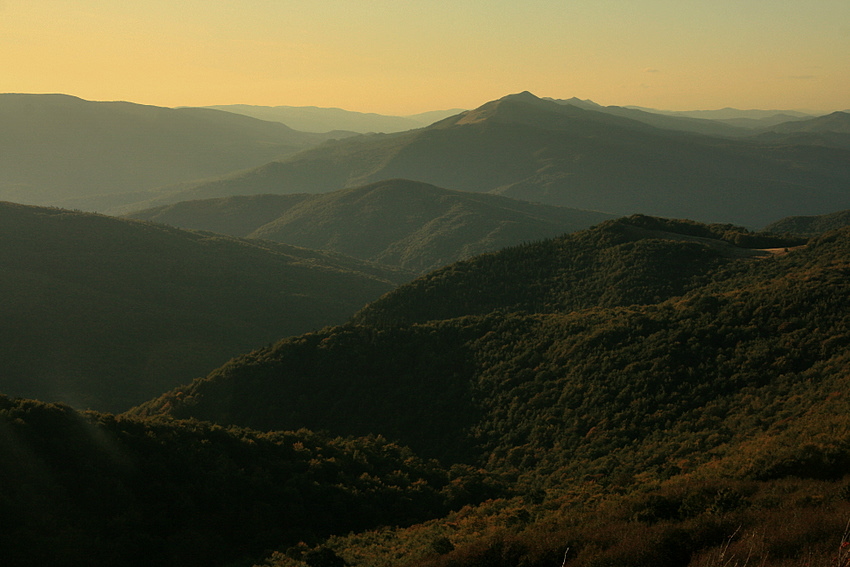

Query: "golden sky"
(2, 0), (848, 114)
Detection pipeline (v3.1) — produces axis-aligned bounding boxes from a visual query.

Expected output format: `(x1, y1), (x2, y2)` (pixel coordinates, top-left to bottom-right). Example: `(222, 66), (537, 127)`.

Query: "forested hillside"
(0, 202), (408, 411)
(353, 215), (803, 325)
(0, 396), (502, 567)
(126, 179), (614, 273)
(764, 208), (850, 236)
(127, 216), (850, 566)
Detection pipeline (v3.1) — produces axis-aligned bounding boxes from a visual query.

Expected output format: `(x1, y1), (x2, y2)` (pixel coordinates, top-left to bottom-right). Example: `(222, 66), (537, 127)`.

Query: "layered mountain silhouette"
(0, 94), (352, 211)
(6, 91), (850, 567)
(547, 96), (751, 137)
(749, 111), (850, 151)
(141, 92), (850, 227)
(0, 201), (407, 411)
(6, 210), (850, 566)
(203, 104), (465, 133)
(126, 179), (615, 273)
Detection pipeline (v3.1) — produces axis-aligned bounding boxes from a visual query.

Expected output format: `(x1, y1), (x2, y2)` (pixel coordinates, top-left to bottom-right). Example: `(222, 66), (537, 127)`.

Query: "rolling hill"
(124, 215), (850, 566)
(125, 179), (615, 273)
(0, 94), (353, 211)
(0, 397), (501, 567)
(130, 216), (808, 461)
(6, 212), (850, 566)
(142, 92), (850, 227)
(766, 110), (850, 134)
(749, 111), (850, 151)
(764, 208), (850, 235)
(0, 201), (408, 411)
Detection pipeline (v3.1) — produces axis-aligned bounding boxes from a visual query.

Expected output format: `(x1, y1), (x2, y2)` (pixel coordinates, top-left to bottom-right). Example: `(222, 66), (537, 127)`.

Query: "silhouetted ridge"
(0, 201), (406, 411)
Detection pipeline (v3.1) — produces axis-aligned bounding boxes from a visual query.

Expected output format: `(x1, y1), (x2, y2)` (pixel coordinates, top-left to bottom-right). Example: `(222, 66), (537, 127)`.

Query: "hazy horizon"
(2, 1), (848, 115)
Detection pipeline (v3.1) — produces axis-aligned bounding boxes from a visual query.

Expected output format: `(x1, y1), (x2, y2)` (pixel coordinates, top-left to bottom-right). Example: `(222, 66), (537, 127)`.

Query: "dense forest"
(0, 395), (503, 567)
(764, 208), (850, 236)
(122, 216), (850, 566)
(4, 212), (850, 567)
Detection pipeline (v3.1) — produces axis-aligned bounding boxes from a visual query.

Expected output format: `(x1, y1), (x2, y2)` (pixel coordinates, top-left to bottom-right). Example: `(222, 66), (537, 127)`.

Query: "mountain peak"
(446, 91), (565, 126)
(499, 91), (543, 103)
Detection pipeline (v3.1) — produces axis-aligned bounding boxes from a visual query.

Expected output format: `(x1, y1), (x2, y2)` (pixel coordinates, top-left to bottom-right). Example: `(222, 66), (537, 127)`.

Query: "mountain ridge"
(130, 215), (808, 461)
(0, 201), (408, 411)
(139, 91), (850, 227)
(126, 179), (615, 273)
(201, 103), (465, 133)
(0, 93), (352, 211)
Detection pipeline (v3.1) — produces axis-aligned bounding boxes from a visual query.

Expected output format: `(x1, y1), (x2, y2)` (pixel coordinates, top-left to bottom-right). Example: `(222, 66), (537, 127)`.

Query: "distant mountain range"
(0, 201), (407, 411)
(134, 92), (850, 227)
(202, 104), (465, 133)
(0, 94), (353, 210)
(4, 92), (848, 227)
(126, 179), (615, 273)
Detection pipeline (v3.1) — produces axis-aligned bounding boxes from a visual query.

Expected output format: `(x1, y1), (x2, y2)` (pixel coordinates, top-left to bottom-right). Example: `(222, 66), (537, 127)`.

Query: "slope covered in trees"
(0, 396), (502, 567)
(0, 202), (408, 411)
(353, 214), (803, 325)
(126, 217), (850, 566)
(133, 216), (811, 466)
(126, 180), (614, 273)
(141, 92), (850, 227)
(764, 208), (850, 236)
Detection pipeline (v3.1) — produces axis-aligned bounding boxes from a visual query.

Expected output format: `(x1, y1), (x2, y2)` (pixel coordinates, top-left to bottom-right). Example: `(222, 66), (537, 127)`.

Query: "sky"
(2, 0), (849, 115)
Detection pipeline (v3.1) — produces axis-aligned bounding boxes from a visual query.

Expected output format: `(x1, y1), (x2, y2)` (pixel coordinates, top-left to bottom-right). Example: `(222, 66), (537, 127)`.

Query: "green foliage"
(130, 320), (491, 464)
(138, 222), (850, 490)
(353, 214), (801, 326)
(0, 396), (503, 567)
(9, 212), (850, 566)
(127, 219), (850, 566)
(764, 208), (850, 236)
